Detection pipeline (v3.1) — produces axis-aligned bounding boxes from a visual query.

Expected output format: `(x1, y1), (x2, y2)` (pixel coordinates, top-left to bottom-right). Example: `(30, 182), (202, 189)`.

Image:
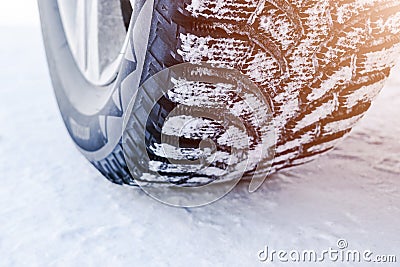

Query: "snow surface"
(0, 26), (400, 267)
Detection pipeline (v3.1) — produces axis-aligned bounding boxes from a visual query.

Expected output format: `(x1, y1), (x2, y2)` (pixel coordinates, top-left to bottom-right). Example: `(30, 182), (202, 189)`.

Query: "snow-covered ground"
(0, 25), (399, 267)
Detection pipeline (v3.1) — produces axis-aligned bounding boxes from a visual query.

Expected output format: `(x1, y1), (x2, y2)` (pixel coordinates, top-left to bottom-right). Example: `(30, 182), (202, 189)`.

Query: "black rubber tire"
(40, 0), (400, 185)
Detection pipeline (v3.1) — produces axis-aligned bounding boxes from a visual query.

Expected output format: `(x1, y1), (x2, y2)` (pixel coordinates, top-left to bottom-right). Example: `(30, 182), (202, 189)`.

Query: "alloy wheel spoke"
(58, 0), (132, 85)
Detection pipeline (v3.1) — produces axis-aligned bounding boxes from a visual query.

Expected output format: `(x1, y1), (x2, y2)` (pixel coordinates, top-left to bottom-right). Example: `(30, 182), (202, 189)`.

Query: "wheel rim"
(57, 0), (133, 86)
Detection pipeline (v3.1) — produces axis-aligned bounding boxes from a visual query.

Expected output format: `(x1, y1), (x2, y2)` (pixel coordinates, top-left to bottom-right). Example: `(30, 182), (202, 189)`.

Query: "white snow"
(1, 25), (400, 266)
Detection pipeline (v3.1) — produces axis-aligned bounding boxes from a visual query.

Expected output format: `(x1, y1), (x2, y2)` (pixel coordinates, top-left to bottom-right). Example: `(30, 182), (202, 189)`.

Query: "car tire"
(39, 0), (400, 185)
